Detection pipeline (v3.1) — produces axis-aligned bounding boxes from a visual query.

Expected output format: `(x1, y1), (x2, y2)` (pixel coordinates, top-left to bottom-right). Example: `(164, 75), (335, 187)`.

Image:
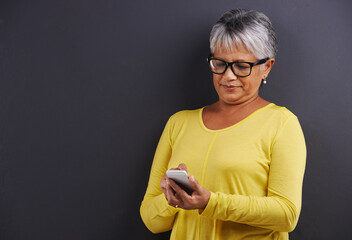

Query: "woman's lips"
(221, 85), (241, 91)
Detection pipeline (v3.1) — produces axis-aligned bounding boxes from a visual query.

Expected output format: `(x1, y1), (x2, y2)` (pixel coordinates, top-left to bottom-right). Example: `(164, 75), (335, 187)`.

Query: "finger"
(161, 175), (181, 205)
(168, 179), (186, 196)
(161, 179), (171, 198)
(168, 179), (184, 194)
(168, 179), (191, 201)
(188, 175), (201, 192)
(160, 175), (169, 190)
(165, 186), (171, 200)
(177, 163), (188, 172)
(167, 184), (183, 207)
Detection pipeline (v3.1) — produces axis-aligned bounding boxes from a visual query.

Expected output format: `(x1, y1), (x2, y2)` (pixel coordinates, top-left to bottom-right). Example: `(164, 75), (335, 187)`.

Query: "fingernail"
(190, 175), (195, 181)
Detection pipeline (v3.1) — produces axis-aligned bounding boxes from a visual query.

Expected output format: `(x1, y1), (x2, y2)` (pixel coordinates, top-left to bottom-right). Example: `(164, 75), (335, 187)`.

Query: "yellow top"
(140, 103), (306, 240)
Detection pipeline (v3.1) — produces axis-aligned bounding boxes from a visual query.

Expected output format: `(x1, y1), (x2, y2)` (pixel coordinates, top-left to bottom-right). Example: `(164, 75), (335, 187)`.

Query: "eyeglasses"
(207, 56), (269, 77)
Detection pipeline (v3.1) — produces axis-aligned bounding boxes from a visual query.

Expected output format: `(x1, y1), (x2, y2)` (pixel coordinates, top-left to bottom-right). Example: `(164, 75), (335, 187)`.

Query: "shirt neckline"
(198, 103), (274, 133)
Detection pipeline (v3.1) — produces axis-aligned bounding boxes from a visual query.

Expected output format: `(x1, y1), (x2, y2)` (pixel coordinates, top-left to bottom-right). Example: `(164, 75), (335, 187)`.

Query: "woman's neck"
(214, 95), (266, 115)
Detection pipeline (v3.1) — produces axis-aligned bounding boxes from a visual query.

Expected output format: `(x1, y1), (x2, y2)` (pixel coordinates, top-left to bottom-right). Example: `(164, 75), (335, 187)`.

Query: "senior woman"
(140, 9), (306, 240)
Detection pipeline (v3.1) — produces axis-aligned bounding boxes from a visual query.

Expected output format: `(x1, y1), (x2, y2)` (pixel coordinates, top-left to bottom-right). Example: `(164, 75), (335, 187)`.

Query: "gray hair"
(210, 9), (278, 59)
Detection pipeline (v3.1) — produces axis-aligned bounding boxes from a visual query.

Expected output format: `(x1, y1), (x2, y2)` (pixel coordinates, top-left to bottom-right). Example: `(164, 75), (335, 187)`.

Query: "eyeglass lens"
(209, 59), (251, 76)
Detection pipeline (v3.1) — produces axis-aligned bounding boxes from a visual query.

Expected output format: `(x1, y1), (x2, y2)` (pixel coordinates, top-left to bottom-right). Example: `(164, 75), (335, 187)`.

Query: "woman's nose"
(223, 66), (238, 81)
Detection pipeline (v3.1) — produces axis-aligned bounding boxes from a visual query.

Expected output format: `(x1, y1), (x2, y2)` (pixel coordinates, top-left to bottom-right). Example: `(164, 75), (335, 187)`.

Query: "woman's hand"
(160, 163), (211, 211)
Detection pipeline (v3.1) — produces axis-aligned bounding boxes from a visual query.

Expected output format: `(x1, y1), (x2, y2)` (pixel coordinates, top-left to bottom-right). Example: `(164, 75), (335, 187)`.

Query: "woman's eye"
(215, 62), (226, 67)
(235, 64), (250, 69)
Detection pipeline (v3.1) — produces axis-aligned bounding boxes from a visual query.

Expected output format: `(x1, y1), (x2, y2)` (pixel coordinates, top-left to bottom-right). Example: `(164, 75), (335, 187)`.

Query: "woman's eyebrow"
(214, 57), (249, 62)
(232, 59), (247, 62)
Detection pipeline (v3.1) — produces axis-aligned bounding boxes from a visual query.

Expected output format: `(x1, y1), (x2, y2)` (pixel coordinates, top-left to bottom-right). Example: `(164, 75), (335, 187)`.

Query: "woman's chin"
(220, 98), (243, 105)
(219, 93), (243, 105)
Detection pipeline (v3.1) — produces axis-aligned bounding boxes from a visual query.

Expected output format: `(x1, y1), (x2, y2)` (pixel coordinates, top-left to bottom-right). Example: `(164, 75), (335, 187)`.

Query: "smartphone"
(166, 170), (193, 195)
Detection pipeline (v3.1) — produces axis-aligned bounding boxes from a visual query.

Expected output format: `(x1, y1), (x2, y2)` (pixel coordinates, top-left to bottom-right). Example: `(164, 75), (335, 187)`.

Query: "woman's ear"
(263, 58), (275, 77)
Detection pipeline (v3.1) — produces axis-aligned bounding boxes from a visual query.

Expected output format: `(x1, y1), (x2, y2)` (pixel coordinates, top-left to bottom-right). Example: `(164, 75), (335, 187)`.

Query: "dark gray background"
(0, 0), (351, 239)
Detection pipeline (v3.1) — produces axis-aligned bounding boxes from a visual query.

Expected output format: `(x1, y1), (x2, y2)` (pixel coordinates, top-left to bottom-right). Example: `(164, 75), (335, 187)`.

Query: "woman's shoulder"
(265, 103), (298, 120)
(165, 108), (203, 128)
(169, 108), (202, 120)
(256, 103), (303, 139)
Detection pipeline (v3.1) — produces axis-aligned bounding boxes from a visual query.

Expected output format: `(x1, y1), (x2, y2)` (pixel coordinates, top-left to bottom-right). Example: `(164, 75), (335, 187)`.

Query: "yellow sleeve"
(140, 116), (179, 233)
(200, 116), (306, 232)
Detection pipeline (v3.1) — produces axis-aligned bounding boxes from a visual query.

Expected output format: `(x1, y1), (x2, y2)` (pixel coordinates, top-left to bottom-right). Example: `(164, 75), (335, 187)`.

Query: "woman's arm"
(200, 116), (306, 232)
(140, 117), (179, 233)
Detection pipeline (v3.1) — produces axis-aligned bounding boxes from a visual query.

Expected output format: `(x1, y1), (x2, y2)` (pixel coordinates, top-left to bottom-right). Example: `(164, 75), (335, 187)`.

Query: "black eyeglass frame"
(206, 55), (269, 77)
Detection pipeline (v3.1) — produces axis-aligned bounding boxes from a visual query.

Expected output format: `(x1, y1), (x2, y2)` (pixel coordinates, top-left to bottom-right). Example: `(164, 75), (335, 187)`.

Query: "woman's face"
(212, 44), (274, 105)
